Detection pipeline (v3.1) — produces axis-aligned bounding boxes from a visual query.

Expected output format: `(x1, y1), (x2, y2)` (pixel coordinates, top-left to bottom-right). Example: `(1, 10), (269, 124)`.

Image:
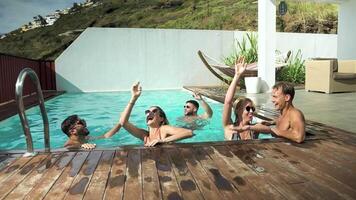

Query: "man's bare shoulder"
(64, 139), (80, 148)
(289, 107), (305, 122)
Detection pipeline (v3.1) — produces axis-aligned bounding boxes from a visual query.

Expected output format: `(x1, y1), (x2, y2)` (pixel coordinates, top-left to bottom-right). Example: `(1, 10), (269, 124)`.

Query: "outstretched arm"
(222, 57), (247, 127)
(193, 92), (213, 119)
(145, 125), (193, 146)
(271, 111), (305, 143)
(97, 82), (142, 138)
(119, 82), (148, 140)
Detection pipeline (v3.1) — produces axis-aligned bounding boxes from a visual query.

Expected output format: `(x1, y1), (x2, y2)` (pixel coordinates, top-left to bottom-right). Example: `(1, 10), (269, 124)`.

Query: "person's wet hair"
(61, 115), (80, 137)
(185, 100), (199, 110)
(273, 81), (295, 100)
(233, 98), (254, 124)
(151, 106), (169, 125)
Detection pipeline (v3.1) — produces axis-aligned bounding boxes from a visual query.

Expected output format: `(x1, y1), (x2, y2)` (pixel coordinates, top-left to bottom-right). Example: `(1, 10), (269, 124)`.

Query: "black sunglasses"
(184, 105), (191, 109)
(245, 106), (255, 112)
(145, 108), (158, 115)
(70, 119), (87, 131)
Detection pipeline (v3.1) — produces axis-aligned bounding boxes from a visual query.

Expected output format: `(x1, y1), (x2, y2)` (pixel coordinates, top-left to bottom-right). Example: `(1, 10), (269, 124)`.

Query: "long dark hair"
(151, 106), (169, 125)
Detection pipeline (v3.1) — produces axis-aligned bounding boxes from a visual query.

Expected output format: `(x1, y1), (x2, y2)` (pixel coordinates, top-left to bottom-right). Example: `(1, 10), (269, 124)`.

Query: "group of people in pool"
(61, 57), (305, 149)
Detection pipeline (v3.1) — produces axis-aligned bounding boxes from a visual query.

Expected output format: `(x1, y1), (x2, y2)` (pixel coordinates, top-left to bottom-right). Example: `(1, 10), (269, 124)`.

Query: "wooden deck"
(0, 121), (355, 200)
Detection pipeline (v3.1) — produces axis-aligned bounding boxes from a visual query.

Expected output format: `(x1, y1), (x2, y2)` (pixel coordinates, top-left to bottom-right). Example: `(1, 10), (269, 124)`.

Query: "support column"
(258, 0), (276, 92)
(338, 0), (356, 59)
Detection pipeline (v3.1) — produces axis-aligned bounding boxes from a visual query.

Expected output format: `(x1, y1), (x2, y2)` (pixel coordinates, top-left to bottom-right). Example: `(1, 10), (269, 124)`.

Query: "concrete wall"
(56, 28), (337, 92)
(338, 0), (356, 59)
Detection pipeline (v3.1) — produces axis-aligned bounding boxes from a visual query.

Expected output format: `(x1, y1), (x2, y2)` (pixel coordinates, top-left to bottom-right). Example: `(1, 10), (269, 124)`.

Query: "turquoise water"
(0, 90), (271, 150)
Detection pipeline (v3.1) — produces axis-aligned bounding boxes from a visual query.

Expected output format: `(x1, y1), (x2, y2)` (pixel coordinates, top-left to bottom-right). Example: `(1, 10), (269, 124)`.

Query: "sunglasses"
(70, 119), (87, 131)
(184, 105), (191, 109)
(245, 106), (256, 113)
(145, 108), (159, 115)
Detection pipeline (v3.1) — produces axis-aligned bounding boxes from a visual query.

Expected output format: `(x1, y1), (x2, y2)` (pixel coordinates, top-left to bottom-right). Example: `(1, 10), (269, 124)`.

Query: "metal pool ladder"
(15, 68), (50, 157)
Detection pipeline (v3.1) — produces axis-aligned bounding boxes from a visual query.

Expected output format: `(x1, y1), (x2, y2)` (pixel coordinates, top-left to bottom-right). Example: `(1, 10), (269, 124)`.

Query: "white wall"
(56, 28), (234, 92)
(338, 0), (356, 59)
(276, 32), (337, 59)
(56, 28), (337, 92)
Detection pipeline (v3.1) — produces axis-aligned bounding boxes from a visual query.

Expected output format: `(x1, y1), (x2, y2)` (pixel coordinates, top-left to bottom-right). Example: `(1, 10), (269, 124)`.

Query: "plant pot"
(244, 77), (261, 93)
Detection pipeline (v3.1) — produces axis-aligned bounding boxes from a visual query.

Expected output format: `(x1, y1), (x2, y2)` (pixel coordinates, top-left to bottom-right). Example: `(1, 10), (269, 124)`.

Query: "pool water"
(0, 90), (271, 150)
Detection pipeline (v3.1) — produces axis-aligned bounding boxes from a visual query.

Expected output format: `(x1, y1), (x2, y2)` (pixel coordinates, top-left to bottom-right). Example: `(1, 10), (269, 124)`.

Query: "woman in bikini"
(119, 82), (193, 146)
(223, 57), (271, 140)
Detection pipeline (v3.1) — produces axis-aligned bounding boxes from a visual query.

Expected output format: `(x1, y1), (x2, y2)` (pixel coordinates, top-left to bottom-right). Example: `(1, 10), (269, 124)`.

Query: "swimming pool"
(0, 90), (271, 150)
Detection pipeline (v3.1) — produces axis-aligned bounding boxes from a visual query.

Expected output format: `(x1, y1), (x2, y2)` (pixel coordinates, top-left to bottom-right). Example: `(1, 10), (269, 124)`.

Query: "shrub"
(276, 49), (305, 84)
(223, 32), (257, 66)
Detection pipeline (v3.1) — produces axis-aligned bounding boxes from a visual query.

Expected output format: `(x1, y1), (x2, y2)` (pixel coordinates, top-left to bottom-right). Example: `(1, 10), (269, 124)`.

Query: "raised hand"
(81, 143), (96, 149)
(131, 81), (142, 99)
(192, 91), (202, 100)
(144, 138), (163, 147)
(234, 56), (247, 76)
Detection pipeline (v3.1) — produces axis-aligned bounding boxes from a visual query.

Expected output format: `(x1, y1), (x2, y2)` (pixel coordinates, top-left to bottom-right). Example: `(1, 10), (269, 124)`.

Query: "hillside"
(0, 0), (338, 60)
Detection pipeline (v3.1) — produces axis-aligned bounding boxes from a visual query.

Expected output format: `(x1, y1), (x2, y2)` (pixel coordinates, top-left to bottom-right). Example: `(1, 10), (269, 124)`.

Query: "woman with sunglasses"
(119, 82), (193, 146)
(223, 57), (272, 140)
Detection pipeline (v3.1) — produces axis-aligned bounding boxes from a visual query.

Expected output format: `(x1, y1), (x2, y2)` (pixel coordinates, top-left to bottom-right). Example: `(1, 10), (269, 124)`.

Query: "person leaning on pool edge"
(268, 81), (306, 143)
(119, 82), (193, 147)
(223, 56), (272, 140)
(61, 114), (122, 149)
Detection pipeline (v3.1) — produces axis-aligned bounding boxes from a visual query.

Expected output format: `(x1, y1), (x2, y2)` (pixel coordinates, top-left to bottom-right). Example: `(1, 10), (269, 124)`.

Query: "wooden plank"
(0, 154), (48, 199)
(103, 150), (127, 200)
(208, 145), (282, 200)
(155, 147), (183, 200)
(0, 155), (32, 184)
(141, 148), (162, 200)
(24, 152), (77, 200)
(244, 143), (336, 200)
(203, 146), (262, 199)
(166, 148), (204, 200)
(210, 145), (285, 199)
(284, 141), (356, 189)
(228, 144), (305, 200)
(43, 151), (89, 200)
(257, 143), (344, 200)
(123, 149), (142, 200)
(4, 153), (62, 199)
(64, 150), (103, 200)
(178, 147), (222, 200)
(83, 150), (115, 200)
(317, 140), (356, 164)
(190, 147), (241, 199)
(270, 142), (356, 199)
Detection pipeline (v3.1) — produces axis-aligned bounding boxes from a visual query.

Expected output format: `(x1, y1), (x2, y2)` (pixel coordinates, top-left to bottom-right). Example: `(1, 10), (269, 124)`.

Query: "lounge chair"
(305, 59), (356, 93)
(198, 50), (289, 85)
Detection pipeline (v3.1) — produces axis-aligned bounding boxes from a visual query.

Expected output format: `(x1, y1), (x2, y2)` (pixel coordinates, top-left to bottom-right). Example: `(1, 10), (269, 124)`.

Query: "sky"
(0, 0), (85, 34)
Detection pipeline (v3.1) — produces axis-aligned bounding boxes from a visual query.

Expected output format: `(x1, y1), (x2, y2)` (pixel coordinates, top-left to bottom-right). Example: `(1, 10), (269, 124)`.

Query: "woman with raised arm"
(223, 57), (271, 140)
(119, 82), (193, 146)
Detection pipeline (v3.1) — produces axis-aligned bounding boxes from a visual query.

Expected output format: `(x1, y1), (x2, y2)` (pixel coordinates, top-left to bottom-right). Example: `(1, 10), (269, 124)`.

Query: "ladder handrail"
(15, 68), (50, 156)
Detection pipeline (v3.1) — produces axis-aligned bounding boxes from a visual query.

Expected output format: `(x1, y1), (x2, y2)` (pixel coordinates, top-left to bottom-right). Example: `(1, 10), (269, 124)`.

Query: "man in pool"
(177, 91), (213, 129)
(268, 82), (306, 143)
(61, 115), (122, 149)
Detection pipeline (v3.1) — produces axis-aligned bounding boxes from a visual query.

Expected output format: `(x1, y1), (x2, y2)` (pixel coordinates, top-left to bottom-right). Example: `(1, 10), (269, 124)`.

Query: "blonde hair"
(232, 97), (255, 125)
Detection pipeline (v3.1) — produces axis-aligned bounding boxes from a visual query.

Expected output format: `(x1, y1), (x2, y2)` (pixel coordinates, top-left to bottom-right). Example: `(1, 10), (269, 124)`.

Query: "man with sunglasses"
(61, 114), (122, 149)
(268, 82), (306, 143)
(179, 92), (213, 129)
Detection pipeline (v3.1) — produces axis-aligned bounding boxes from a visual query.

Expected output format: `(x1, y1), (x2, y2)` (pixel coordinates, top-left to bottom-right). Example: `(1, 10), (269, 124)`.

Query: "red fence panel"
(0, 53), (56, 104)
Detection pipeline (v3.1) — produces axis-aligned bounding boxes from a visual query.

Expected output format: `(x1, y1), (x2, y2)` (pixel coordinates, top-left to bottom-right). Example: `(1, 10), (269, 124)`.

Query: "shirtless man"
(269, 82), (305, 143)
(61, 115), (121, 149)
(177, 92), (213, 129)
(183, 92), (213, 120)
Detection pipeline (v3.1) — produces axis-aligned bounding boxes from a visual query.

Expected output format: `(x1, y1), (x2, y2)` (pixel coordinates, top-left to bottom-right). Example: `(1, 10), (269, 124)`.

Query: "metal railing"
(15, 68), (50, 157)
